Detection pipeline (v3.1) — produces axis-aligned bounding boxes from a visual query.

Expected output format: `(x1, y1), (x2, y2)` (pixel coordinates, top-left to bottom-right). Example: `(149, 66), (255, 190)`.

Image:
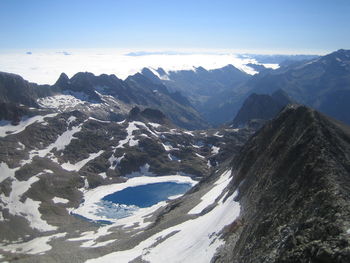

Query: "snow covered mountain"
(0, 97), (254, 261)
(0, 71), (208, 130)
(138, 50), (350, 126)
(1, 88), (349, 262)
(241, 49), (350, 125)
(140, 65), (251, 125)
(1, 50), (350, 262)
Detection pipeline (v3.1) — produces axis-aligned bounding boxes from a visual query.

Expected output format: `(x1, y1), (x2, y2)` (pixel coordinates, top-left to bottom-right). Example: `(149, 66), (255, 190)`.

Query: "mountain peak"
(55, 72), (70, 87)
(140, 68), (163, 85)
(128, 106), (170, 125)
(218, 104), (350, 262)
(231, 90), (292, 128)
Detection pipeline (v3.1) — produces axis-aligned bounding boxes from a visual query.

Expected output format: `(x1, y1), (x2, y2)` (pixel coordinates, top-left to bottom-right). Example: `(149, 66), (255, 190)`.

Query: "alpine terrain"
(0, 49), (350, 263)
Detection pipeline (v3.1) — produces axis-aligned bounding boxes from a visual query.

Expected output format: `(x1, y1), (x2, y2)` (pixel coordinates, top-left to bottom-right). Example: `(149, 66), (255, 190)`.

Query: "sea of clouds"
(0, 49), (278, 84)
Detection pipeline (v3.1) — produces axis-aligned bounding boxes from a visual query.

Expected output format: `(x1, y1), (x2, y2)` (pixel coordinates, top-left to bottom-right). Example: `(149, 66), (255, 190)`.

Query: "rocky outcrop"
(0, 71), (209, 130)
(128, 107), (171, 125)
(231, 89), (292, 128)
(0, 103), (30, 124)
(214, 105), (350, 262)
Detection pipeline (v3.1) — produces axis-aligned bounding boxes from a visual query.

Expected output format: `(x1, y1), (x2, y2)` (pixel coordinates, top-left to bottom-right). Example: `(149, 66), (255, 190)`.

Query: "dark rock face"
(128, 107), (170, 125)
(245, 49), (350, 125)
(0, 71), (209, 130)
(125, 73), (208, 130)
(54, 72), (70, 88)
(140, 65), (251, 125)
(214, 105), (350, 262)
(0, 103), (29, 124)
(231, 89), (292, 128)
(0, 72), (39, 107)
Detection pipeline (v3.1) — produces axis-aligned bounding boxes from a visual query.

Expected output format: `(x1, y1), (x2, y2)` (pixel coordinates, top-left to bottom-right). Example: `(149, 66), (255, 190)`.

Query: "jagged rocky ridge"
(214, 105), (350, 262)
(140, 49), (350, 126)
(1, 101), (349, 262)
(0, 49), (350, 262)
(140, 65), (252, 125)
(241, 49), (350, 125)
(0, 71), (208, 130)
(1, 49), (349, 128)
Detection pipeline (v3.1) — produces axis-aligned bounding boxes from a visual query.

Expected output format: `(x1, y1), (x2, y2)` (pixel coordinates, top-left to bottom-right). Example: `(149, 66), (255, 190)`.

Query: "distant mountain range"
(138, 49), (350, 126)
(1, 49), (349, 128)
(244, 49), (350, 125)
(0, 70), (207, 130)
(0, 49), (350, 262)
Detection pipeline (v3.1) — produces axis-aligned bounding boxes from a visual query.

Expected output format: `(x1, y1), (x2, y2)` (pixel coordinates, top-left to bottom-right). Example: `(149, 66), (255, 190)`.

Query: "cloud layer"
(0, 49), (276, 85)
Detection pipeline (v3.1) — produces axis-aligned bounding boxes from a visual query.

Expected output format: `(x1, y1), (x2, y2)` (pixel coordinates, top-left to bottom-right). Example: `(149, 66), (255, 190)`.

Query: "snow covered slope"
(0, 105), (253, 262)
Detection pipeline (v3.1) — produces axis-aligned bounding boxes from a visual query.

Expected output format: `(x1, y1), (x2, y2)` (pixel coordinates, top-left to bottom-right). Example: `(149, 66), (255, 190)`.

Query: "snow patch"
(213, 131), (223, 138)
(99, 172), (107, 179)
(0, 113), (57, 137)
(211, 146), (220, 154)
(189, 170), (232, 214)
(168, 154), (181, 162)
(67, 116), (77, 125)
(86, 171), (239, 263)
(183, 131), (194, 137)
(195, 153), (205, 159)
(0, 233), (66, 255)
(16, 142), (25, 150)
(52, 197), (69, 204)
(62, 150), (104, 172)
(108, 153), (125, 170)
(21, 123), (83, 166)
(148, 122), (161, 128)
(0, 170), (57, 231)
(88, 117), (111, 123)
(162, 142), (179, 151)
(207, 160), (212, 168)
(38, 94), (85, 110)
(116, 121), (143, 148)
(0, 163), (15, 184)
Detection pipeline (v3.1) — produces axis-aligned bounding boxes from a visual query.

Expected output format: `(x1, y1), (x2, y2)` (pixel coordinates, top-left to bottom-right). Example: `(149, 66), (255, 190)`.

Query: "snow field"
(85, 169), (240, 263)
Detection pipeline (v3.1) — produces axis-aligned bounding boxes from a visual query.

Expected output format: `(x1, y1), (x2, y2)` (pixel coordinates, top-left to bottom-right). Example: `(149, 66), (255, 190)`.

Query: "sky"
(0, 0), (349, 53)
(0, 0), (349, 84)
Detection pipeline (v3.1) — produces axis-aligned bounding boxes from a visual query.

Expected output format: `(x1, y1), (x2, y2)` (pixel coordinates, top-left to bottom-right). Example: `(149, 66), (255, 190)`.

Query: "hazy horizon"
(1, 0), (349, 84)
(0, 48), (283, 84)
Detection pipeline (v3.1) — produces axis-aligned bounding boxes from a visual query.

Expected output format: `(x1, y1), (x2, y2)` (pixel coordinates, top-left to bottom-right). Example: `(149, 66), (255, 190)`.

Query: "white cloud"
(0, 49), (265, 85)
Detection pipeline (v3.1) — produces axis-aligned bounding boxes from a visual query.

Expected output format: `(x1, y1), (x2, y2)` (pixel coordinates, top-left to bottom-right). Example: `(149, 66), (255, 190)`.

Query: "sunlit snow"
(0, 49), (277, 85)
(86, 170), (240, 263)
(0, 113), (57, 137)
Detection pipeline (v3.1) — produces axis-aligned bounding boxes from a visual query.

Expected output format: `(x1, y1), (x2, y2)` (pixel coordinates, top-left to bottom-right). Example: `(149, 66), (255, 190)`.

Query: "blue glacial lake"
(102, 182), (192, 208)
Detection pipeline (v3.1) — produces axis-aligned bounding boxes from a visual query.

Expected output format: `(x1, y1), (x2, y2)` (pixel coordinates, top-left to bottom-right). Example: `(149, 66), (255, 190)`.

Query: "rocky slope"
(0, 71), (208, 130)
(43, 104), (349, 263)
(0, 55), (350, 262)
(231, 89), (293, 128)
(0, 93), (349, 262)
(0, 101), (253, 262)
(140, 65), (251, 125)
(244, 49), (350, 125)
(140, 49), (348, 126)
(214, 105), (350, 262)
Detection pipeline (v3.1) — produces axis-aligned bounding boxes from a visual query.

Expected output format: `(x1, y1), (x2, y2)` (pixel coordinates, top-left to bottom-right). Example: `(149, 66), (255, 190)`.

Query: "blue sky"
(0, 0), (349, 53)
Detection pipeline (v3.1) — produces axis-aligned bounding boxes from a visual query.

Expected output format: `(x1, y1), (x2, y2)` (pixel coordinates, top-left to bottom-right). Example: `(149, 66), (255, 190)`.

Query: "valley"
(0, 49), (350, 262)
